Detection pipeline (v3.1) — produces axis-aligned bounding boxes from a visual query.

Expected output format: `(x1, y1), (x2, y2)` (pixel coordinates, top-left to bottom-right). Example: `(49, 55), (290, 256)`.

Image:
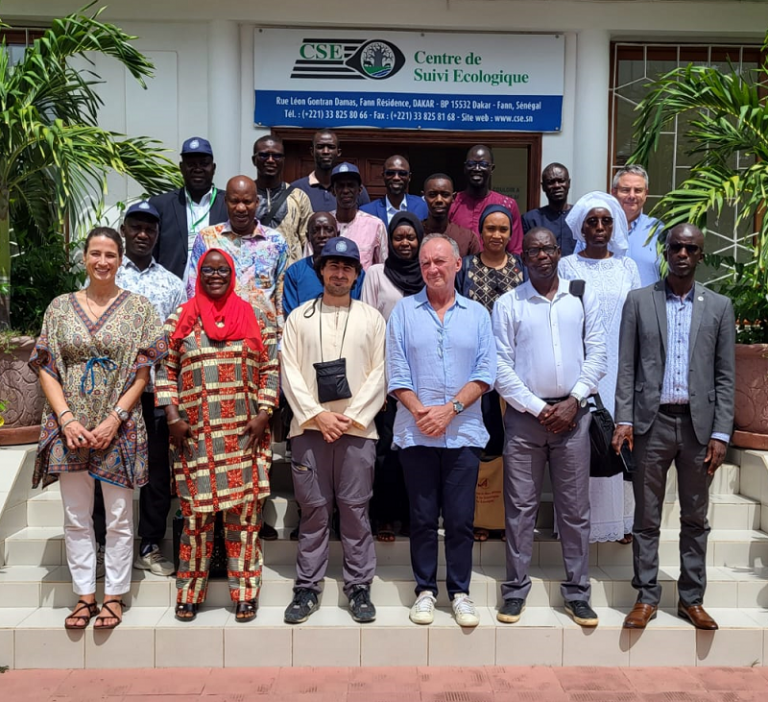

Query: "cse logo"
(292, 39), (406, 81)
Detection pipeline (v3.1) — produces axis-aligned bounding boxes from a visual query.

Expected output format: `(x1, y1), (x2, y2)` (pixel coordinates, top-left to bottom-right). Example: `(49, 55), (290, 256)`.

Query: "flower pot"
(732, 343), (768, 450)
(0, 336), (43, 446)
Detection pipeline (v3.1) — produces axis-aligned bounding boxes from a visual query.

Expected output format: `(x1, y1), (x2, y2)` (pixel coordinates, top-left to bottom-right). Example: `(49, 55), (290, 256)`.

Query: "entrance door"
(275, 128), (541, 213)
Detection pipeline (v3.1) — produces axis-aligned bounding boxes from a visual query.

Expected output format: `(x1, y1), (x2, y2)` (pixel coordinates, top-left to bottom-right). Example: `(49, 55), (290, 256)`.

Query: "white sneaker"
(134, 545), (175, 577)
(409, 591), (437, 625)
(95, 545), (105, 580)
(451, 593), (480, 627)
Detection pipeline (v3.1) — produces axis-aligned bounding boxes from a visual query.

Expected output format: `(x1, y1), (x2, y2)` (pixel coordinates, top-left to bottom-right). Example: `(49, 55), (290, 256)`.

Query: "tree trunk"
(0, 187), (11, 330)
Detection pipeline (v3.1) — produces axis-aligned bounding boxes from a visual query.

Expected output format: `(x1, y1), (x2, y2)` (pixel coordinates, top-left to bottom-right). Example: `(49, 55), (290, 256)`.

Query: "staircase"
(1, 444), (768, 669)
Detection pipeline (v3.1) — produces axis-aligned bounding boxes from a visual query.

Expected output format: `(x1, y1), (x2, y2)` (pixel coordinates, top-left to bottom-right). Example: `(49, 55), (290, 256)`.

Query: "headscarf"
(171, 248), (263, 351)
(383, 211), (425, 297)
(478, 204), (513, 237)
(565, 191), (629, 255)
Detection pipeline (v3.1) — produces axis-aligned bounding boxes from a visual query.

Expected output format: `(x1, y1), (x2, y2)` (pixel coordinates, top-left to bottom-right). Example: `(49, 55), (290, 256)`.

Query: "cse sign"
(299, 42), (343, 61)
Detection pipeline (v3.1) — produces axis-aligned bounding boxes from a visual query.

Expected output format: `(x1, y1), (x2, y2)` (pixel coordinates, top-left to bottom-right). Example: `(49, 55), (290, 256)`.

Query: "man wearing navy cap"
(281, 237), (386, 624)
(330, 162), (387, 271)
(95, 202), (186, 577)
(149, 137), (228, 281)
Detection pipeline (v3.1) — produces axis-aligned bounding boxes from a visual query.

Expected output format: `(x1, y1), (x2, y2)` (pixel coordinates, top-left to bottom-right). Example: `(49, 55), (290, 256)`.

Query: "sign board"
(254, 29), (564, 132)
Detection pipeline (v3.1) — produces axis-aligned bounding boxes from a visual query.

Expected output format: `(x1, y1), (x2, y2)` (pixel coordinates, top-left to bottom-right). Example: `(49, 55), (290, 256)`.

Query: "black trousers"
(94, 393), (171, 546)
(371, 399), (409, 527)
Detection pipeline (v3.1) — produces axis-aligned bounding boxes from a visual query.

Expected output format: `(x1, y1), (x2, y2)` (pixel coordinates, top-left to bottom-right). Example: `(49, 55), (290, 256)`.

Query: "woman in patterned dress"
(456, 205), (525, 542)
(156, 248), (279, 623)
(30, 227), (167, 630)
(560, 191), (641, 544)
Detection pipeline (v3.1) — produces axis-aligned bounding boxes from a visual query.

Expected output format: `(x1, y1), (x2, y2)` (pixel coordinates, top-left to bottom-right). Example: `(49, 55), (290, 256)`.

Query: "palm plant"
(629, 32), (768, 343)
(0, 2), (181, 329)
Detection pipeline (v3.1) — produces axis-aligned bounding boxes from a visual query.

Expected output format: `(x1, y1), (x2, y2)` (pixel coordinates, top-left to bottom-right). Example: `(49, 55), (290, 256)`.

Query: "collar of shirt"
(308, 171), (332, 191)
(386, 196), (408, 219)
(664, 279), (695, 303)
(519, 276), (571, 302)
(122, 257), (158, 274)
(628, 212), (649, 235)
(185, 187), (214, 209)
(413, 287), (468, 310)
(221, 220), (266, 240)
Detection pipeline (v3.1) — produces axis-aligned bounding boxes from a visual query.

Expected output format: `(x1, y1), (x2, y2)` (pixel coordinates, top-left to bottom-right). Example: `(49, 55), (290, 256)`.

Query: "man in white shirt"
(492, 227), (607, 628)
(281, 237), (386, 625)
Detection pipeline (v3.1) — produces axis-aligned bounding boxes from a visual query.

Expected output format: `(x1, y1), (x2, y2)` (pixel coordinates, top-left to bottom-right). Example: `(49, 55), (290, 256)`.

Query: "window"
(1, 28), (46, 65)
(610, 43), (763, 267)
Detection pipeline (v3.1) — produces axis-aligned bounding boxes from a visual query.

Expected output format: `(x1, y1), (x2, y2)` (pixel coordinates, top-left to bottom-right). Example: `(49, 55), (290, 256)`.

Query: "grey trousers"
(501, 406), (592, 602)
(632, 410), (711, 607)
(291, 431), (376, 598)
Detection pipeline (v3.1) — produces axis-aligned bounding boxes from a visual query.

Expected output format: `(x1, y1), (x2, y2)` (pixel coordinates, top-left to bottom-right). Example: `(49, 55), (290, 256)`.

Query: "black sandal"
(94, 599), (125, 630)
(175, 602), (198, 622)
(64, 599), (99, 630)
(235, 599), (258, 623)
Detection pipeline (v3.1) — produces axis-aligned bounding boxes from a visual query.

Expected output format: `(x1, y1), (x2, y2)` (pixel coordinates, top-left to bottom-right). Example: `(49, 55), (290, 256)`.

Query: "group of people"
(29, 129), (734, 636)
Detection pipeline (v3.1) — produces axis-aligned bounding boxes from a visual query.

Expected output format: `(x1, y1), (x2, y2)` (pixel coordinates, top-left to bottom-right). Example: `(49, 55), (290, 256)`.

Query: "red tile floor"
(3, 666), (768, 701)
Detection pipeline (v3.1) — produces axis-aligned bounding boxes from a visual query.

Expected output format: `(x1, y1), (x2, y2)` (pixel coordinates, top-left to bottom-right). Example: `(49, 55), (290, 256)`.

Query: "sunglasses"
(465, 160), (492, 170)
(667, 243), (701, 255)
(253, 152), (285, 161)
(585, 216), (613, 227)
(525, 246), (558, 258)
(200, 266), (232, 277)
(384, 169), (410, 178)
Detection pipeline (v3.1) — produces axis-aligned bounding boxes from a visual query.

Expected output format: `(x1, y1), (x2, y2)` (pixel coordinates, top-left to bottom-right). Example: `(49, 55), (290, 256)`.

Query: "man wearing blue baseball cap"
(330, 162), (388, 272)
(149, 137), (228, 281)
(281, 237), (386, 624)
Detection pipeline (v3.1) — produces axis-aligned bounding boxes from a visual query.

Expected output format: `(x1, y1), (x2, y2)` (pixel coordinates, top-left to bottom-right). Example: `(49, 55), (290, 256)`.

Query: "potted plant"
(629, 31), (768, 449)
(0, 4), (180, 444)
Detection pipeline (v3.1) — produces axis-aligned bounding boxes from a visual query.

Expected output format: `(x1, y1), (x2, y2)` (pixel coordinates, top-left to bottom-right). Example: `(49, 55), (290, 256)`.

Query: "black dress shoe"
(260, 523), (278, 541)
(497, 598), (525, 623)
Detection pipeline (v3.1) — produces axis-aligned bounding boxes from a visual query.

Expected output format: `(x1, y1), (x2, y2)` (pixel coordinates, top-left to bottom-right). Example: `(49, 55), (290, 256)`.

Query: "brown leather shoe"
(623, 603), (658, 629)
(677, 602), (719, 630)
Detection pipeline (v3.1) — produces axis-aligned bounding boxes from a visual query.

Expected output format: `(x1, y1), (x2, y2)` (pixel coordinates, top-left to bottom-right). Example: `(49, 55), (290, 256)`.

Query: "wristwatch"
(113, 406), (129, 422)
(451, 399), (465, 415)
(570, 394), (588, 409)
(258, 406), (274, 418)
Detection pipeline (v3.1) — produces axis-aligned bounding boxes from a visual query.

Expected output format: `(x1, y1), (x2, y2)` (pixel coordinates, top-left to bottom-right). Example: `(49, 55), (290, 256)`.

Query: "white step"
(2, 604), (768, 669)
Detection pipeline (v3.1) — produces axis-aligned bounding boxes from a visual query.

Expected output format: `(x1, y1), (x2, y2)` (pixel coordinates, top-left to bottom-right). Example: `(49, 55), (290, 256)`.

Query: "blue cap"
(124, 200), (160, 220)
(330, 162), (361, 182)
(181, 136), (213, 157)
(318, 237), (361, 263)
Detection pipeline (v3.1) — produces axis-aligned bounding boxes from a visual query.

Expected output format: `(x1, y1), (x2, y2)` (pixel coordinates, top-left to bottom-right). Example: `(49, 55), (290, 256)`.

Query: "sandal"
(473, 528), (490, 542)
(175, 602), (198, 622)
(618, 534), (634, 545)
(64, 599), (99, 630)
(376, 523), (396, 543)
(235, 599), (258, 623)
(94, 599), (125, 630)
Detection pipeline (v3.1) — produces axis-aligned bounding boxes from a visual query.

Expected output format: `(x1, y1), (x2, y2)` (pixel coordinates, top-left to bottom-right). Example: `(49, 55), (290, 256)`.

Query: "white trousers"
(58, 471), (134, 596)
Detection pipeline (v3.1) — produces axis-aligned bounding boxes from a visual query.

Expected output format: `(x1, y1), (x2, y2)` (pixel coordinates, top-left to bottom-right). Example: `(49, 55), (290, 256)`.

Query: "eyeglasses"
(585, 216), (613, 227)
(200, 266), (232, 277)
(525, 246), (558, 258)
(667, 243), (701, 255)
(465, 160), (492, 170)
(254, 152), (285, 161)
(384, 169), (410, 178)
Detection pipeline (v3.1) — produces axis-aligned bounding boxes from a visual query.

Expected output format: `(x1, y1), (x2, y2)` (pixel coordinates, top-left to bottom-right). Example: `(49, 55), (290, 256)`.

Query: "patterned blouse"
(458, 254), (525, 313)
(29, 291), (167, 489)
(155, 311), (279, 512)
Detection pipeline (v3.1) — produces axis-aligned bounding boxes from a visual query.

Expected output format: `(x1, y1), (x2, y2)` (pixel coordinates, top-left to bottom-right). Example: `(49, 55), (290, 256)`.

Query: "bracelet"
(167, 417), (182, 426)
(258, 406), (274, 418)
(58, 409), (73, 423)
(61, 418), (77, 431)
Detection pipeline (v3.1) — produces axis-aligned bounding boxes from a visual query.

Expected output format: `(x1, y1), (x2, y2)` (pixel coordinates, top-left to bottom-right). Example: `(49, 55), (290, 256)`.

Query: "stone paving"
(2, 666), (768, 701)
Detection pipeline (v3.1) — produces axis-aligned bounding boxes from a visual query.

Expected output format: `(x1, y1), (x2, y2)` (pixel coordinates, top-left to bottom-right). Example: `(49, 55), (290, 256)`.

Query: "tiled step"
(2, 562), (767, 610)
(2, 604), (767, 669)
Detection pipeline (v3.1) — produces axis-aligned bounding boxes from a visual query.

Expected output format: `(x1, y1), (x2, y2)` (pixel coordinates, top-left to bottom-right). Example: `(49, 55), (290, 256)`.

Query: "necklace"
(84, 289), (118, 321)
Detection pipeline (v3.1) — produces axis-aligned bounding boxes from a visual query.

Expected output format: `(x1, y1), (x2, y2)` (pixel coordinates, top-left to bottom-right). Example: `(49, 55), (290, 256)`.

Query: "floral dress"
(155, 311), (279, 513)
(29, 291), (167, 489)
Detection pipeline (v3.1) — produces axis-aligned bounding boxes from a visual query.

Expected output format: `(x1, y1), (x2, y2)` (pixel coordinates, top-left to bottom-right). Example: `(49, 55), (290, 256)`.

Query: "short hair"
(421, 233), (460, 259)
(424, 172), (453, 190)
(85, 226), (123, 257)
(314, 255), (362, 284)
(253, 134), (283, 151)
(467, 144), (494, 162)
(312, 128), (337, 145)
(542, 162), (569, 179)
(612, 164), (649, 190)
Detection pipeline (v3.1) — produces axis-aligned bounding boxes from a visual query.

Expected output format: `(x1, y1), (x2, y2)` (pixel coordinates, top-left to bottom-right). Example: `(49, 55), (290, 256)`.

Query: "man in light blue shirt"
(387, 233), (496, 629)
(612, 165), (664, 287)
(361, 155), (428, 226)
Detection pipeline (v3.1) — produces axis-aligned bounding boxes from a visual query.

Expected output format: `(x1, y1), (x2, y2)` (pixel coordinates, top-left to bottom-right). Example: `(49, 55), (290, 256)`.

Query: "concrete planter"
(733, 343), (768, 450)
(0, 336), (43, 446)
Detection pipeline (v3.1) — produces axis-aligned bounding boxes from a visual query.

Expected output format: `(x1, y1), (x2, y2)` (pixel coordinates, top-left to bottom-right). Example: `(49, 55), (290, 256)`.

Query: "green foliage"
(629, 31), (768, 342)
(0, 2), (182, 328)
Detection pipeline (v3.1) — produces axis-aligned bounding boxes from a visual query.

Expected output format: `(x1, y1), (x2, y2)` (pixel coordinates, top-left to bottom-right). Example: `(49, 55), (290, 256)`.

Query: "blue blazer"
(360, 194), (428, 227)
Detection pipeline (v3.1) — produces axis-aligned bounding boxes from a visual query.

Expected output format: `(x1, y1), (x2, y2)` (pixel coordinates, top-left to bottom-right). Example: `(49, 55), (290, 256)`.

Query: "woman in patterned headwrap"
(30, 227), (167, 630)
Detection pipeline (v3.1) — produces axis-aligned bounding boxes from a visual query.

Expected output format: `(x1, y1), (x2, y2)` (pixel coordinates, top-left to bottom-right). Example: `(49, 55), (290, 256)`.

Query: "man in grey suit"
(612, 224), (735, 631)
